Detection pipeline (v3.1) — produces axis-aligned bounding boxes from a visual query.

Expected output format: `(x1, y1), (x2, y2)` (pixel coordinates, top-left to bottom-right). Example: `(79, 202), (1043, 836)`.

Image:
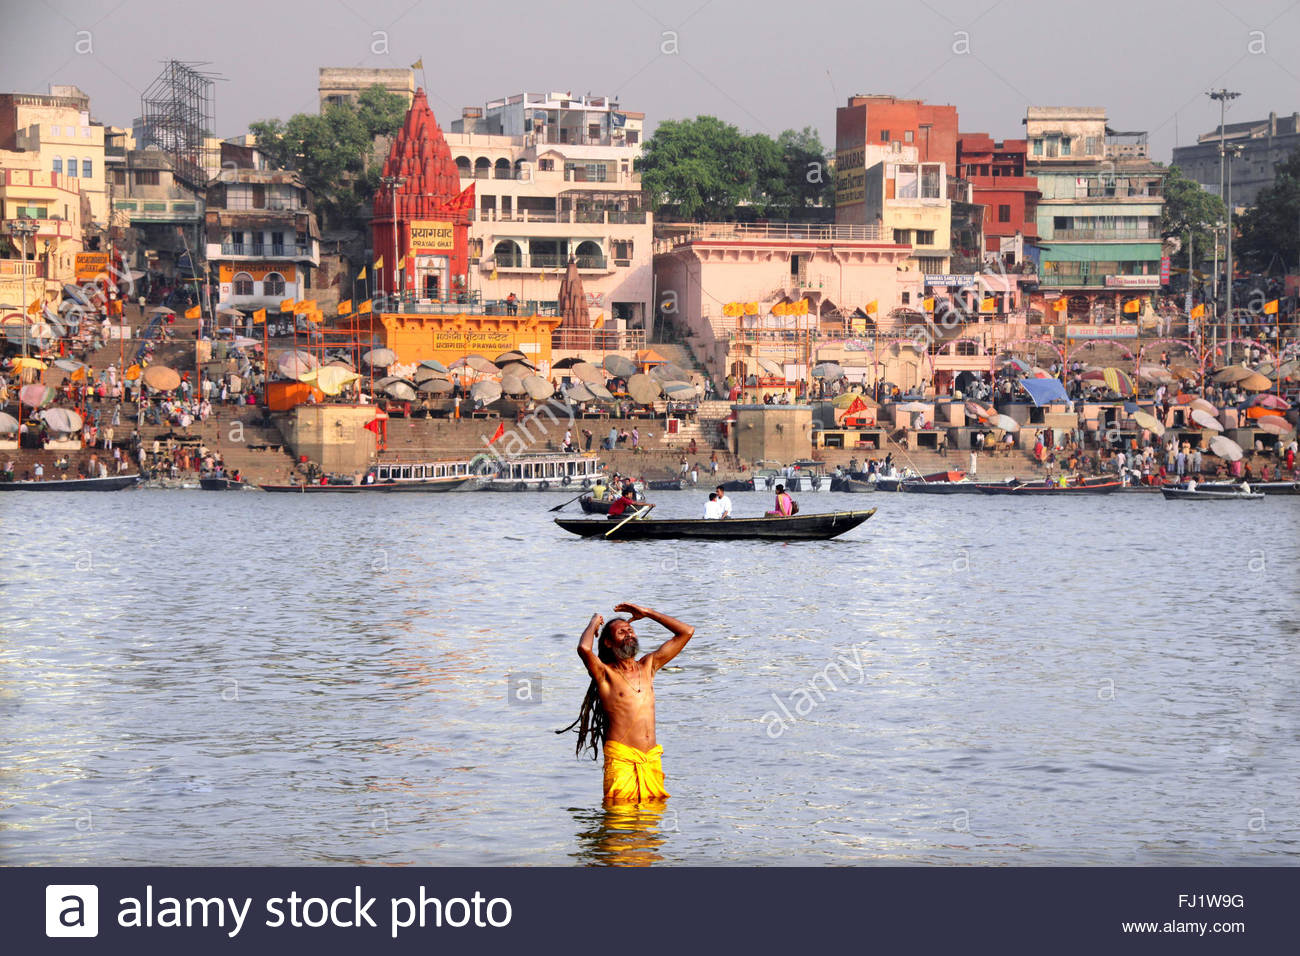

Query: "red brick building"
(955, 134), (1039, 262)
(835, 95), (959, 168)
(834, 95), (959, 228)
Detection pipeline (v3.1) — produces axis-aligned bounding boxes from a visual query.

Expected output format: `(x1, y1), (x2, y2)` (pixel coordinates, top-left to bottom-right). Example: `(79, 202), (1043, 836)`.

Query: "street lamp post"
(10, 219), (39, 434)
(1225, 143), (1243, 355)
(1207, 90), (1239, 329)
(380, 175), (407, 305)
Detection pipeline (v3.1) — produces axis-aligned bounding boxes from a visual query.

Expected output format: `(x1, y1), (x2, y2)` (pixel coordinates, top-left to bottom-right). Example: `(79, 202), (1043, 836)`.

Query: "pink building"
(653, 222), (920, 385)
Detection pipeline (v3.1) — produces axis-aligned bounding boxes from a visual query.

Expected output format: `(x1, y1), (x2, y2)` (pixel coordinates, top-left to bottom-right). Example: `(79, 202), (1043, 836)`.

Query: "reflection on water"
(570, 802), (674, 867)
(1, 490), (1297, 865)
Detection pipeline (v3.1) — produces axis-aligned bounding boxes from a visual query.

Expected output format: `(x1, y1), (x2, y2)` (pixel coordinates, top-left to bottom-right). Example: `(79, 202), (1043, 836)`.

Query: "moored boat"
(199, 476), (251, 491)
(555, 508), (876, 541)
(0, 473), (140, 492)
(717, 477), (756, 492)
(473, 452), (605, 491)
(1161, 487), (1265, 501)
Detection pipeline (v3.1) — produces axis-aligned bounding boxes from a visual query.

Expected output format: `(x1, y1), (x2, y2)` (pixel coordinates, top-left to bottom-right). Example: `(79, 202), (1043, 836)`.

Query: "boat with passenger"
(472, 452), (605, 491)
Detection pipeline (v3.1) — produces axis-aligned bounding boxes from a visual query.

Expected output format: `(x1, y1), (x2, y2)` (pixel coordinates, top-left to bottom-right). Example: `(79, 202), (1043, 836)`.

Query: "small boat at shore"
(717, 477), (756, 492)
(578, 492), (648, 515)
(555, 508), (876, 541)
(645, 478), (687, 491)
(0, 473), (140, 491)
(1162, 487), (1265, 501)
(831, 477), (876, 493)
(199, 476), (252, 491)
(977, 477), (1122, 495)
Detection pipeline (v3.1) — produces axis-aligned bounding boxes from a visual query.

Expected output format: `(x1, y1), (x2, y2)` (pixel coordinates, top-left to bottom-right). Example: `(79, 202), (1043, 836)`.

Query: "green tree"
(248, 84), (408, 229)
(1160, 164), (1226, 275)
(1237, 147), (1300, 274)
(637, 117), (832, 221)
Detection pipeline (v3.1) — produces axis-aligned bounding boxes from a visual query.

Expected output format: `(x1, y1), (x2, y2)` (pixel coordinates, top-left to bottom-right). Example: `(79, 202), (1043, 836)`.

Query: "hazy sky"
(3, 0), (1297, 163)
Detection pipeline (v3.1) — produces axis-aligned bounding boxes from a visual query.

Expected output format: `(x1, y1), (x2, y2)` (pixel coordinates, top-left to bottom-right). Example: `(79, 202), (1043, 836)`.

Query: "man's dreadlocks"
(555, 620), (621, 759)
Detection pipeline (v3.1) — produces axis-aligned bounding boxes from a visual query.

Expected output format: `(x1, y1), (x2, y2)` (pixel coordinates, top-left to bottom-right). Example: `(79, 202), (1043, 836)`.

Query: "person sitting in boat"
(1186, 478), (1197, 492)
(765, 483), (796, 517)
(606, 489), (648, 520)
(703, 492), (724, 519)
(1240, 480), (1250, 495)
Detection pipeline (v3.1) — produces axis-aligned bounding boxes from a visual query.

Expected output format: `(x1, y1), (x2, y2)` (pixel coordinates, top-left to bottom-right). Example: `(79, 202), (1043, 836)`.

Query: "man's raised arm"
(615, 603), (694, 672)
(577, 612), (605, 679)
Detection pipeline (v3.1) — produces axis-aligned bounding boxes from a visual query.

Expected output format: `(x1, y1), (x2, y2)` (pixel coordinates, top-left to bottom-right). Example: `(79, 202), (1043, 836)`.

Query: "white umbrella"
(992, 413), (1020, 432)
(626, 374), (662, 404)
(385, 381), (417, 401)
(755, 358), (783, 377)
(1191, 409), (1223, 432)
(413, 366), (445, 384)
(500, 373), (527, 396)
(571, 361), (605, 384)
(588, 383), (615, 401)
(419, 379), (453, 395)
(362, 348), (397, 367)
(470, 380), (502, 403)
(1189, 398), (1218, 416)
(276, 350), (317, 379)
(522, 375), (554, 400)
(0, 411), (18, 434)
(603, 354), (637, 378)
(1132, 410), (1165, 436)
(565, 383), (596, 402)
(1210, 435), (1243, 461)
(812, 362), (844, 381)
(420, 358), (448, 373)
(1254, 416), (1294, 437)
(38, 407), (84, 433)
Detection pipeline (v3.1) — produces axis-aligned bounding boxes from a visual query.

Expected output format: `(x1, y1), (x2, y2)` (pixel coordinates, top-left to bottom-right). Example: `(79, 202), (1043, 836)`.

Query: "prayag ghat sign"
(409, 220), (454, 254)
(432, 330), (515, 350)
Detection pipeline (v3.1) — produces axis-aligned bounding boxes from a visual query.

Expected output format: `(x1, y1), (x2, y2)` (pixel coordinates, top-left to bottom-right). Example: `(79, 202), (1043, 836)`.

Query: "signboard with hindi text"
(409, 220), (454, 254)
(834, 148), (865, 208)
(74, 252), (110, 282)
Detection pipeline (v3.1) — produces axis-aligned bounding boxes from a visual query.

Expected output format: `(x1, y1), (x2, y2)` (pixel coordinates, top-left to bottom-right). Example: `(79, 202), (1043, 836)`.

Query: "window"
(904, 130), (914, 143)
(111, 169), (126, 185)
(17, 205), (47, 218)
(134, 169), (159, 186)
(915, 230), (935, 245)
(920, 164), (941, 199)
(1024, 204), (1035, 223)
(51, 125), (61, 136)
(66, 157), (78, 177)
(895, 164), (918, 198)
(1061, 137), (1071, 155)
(918, 256), (945, 273)
(901, 291), (910, 304)
(1032, 138), (1043, 156)
(271, 231), (285, 255)
(893, 229), (911, 244)
(538, 158), (554, 171)
(625, 130), (638, 145)
(82, 159), (92, 177)
(263, 272), (285, 296)
(611, 239), (633, 263)
(1085, 136), (1100, 155)
(998, 204), (1011, 223)
(232, 272), (254, 296)
(52, 157), (62, 174)
(880, 129), (890, 142)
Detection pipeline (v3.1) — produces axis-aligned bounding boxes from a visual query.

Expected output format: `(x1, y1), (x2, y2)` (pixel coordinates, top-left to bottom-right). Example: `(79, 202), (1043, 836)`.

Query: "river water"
(2, 489), (1297, 866)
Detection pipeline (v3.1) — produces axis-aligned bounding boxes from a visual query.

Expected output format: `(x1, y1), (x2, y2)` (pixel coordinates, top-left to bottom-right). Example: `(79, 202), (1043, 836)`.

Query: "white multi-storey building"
(448, 92), (652, 333)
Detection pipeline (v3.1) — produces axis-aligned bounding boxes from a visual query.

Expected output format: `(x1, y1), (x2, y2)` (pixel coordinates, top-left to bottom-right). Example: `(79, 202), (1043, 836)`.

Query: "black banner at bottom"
(3, 867), (1291, 953)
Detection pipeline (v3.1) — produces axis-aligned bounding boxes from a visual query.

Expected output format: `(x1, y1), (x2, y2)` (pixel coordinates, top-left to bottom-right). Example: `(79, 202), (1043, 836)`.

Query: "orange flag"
(1190, 303), (1206, 319)
(338, 299), (352, 315)
(253, 308), (267, 324)
(489, 422), (506, 444)
(185, 305), (200, 319)
(1053, 298), (1068, 313)
(279, 298), (295, 312)
(357, 299), (372, 314)
(1123, 299), (1140, 314)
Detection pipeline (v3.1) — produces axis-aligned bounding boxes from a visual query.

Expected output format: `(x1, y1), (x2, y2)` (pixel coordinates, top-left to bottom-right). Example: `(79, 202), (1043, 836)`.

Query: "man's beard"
(611, 636), (639, 661)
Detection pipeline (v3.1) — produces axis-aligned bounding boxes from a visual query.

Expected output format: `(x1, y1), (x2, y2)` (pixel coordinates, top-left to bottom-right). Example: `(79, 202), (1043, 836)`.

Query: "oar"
(605, 503), (654, 537)
(549, 490), (589, 512)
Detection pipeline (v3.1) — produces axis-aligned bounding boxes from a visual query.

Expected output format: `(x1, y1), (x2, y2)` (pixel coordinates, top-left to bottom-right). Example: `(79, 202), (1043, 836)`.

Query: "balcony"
(219, 242), (316, 259)
(1047, 228), (1160, 241)
(111, 199), (202, 222)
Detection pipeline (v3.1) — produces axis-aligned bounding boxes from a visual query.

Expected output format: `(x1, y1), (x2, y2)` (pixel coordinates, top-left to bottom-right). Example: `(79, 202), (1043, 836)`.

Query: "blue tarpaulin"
(1018, 378), (1071, 406)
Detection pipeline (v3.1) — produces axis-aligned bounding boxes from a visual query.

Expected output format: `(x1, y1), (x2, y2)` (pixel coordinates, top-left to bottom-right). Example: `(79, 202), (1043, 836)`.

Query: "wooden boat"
(1162, 487), (1265, 501)
(555, 508), (876, 541)
(645, 478), (686, 491)
(1009, 479), (1122, 495)
(199, 476), (251, 491)
(899, 479), (982, 494)
(578, 492), (648, 515)
(831, 477), (876, 493)
(0, 473), (139, 491)
(1256, 481), (1300, 495)
(717, 477), (756, 492)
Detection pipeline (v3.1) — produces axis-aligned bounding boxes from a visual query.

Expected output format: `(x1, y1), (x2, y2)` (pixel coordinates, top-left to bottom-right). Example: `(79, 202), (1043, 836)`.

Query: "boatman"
(714, 484), (733, 518)
(605, 488), (649, 520)
(558, 604), (695, 803)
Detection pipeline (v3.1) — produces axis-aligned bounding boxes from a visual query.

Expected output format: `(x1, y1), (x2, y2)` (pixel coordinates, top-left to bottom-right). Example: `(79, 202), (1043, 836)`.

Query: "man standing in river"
(557, 603), (695, 803)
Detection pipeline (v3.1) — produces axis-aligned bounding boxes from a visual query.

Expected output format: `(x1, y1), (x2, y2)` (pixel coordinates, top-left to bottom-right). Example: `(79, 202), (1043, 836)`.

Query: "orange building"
(364, 310), (560, 373)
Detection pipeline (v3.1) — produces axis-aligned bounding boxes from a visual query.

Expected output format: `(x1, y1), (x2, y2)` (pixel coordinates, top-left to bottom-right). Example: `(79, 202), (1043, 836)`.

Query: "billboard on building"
(74, 252), (110, 282)
(834, 148), (865, 208)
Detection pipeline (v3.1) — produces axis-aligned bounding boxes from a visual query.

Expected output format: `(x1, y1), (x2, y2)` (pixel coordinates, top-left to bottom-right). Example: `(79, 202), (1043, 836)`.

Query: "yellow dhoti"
(603, 741), (670, 803)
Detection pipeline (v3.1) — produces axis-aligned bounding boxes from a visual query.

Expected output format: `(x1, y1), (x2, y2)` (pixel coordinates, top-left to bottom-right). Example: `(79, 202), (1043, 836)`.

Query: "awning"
(1018, 378), (1071, 406)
